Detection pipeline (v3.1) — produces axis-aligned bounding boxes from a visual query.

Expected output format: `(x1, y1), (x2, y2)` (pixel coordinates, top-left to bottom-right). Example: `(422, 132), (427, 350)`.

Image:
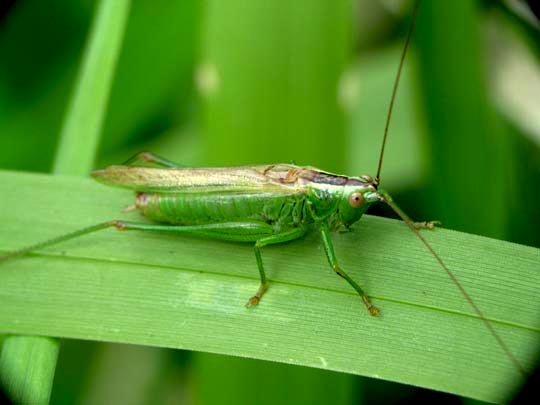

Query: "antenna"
(375, 0), (421, 186)
(373, 0), (526, 377)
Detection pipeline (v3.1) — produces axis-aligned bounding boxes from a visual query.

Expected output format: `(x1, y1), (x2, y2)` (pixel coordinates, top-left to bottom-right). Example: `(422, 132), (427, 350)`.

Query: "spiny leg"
(122, 152), (185, 168)
(318, 222), (379, 316)
(0, 221), (119, 262)
(378, 190), (440, 231)
(0, 220), (173, 262)
(109, 220), (277, 243)
(247, 227), (307, 308)
(0, 220), (274, 262)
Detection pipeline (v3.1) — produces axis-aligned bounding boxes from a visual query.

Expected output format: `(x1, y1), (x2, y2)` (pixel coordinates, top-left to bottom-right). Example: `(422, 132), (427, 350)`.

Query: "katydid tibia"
(0, 0), (526, 377)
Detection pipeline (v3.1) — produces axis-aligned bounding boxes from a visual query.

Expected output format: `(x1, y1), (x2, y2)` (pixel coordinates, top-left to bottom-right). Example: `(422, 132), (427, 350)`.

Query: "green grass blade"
(53, 0), (131, 176)
(0, 337), (59, 404)
(199, 0), (350, 173)
(0, 170), (538, 403)
(0, 2), (131, 403)
(415, 1), (512, 240)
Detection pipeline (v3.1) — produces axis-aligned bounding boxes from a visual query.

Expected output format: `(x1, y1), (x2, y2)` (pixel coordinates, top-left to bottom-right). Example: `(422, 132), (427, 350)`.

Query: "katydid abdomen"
(135, 191), (311, 233)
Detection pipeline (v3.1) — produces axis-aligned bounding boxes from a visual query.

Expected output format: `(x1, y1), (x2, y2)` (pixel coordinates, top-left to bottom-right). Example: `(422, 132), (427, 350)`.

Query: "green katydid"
(0, 0), (525, 377)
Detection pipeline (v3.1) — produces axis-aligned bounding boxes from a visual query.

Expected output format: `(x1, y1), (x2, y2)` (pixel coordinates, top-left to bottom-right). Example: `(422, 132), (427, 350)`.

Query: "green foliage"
(1, 1), (132, 404)
(0, 0), (539, 404)
(0, 337), (59, 404)
(53, 0), (131, 175)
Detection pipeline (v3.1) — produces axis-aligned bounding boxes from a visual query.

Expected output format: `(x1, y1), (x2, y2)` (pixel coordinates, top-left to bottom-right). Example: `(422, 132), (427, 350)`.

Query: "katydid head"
(337, 176), (380, 227)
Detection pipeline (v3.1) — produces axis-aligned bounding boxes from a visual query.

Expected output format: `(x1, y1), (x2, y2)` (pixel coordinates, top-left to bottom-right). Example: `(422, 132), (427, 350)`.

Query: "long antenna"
(372, 0), (526, 379)
(372, 1), (526, 376)
(375, 0), (421, 186)
(378, 192), (526, 377)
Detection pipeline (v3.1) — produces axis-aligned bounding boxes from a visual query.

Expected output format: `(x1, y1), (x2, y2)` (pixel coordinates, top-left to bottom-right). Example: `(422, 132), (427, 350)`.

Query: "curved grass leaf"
(0, 336), (59, 405)
(0, 170), (538, 403)
(1, 1), (132, 403)
(53, 0), (131, 176)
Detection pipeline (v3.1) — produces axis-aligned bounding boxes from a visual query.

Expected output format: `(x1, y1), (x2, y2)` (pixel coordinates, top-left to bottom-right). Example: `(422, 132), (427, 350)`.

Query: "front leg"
(318, 222), (379, 316)
(378, 190), (440, 231)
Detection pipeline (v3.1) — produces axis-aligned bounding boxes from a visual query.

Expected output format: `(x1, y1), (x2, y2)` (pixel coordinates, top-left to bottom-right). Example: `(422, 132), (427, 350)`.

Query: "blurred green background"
(0, 0), (538, 403)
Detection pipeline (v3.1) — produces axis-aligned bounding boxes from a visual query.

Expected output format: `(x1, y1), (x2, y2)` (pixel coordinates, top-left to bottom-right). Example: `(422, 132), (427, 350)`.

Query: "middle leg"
(246, 226), (308, 307)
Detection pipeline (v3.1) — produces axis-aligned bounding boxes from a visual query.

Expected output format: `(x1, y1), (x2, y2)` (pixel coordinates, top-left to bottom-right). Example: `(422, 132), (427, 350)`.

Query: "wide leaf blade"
(0, 170), (538, 403)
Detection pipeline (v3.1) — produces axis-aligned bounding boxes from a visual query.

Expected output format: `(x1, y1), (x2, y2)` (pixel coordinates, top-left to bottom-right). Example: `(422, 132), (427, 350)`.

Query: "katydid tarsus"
(0, 0), (525, 377)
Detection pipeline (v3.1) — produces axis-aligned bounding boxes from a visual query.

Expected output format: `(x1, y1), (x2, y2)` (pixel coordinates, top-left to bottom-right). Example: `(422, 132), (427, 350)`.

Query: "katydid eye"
(349, 192), (364, 208)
